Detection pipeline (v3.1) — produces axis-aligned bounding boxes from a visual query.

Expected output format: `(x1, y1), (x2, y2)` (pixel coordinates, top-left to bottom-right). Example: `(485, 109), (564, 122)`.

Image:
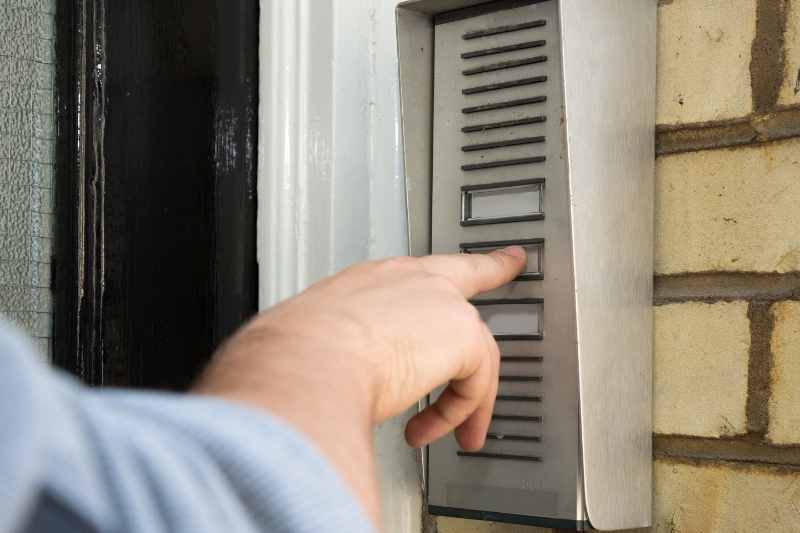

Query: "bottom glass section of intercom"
(428, 505), (592, 531)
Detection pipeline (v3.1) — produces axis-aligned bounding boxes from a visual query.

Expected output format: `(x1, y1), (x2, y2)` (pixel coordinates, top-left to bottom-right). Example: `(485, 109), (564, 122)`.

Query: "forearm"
(195, 320), (382, 526)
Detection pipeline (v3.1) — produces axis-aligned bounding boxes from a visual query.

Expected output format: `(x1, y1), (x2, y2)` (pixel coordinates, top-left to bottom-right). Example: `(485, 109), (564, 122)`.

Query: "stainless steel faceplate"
(396, 0), (656, 530)
(429, 1), (584, 527)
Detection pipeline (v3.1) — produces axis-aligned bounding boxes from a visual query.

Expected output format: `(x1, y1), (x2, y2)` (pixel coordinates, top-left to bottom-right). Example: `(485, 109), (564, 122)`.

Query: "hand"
(195, 247), (526, 524)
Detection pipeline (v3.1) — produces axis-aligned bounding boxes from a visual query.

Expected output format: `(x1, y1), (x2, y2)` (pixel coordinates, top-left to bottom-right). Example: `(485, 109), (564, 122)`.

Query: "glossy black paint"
(54, 0), (258, 389)
(54, 0), (106, 385)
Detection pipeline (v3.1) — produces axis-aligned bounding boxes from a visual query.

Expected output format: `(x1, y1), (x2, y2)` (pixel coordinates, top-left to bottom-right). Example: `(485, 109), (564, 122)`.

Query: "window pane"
(0, 1), (57, 360)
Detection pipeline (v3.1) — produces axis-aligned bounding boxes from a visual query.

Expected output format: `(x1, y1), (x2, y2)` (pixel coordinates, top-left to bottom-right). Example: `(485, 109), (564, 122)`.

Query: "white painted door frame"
(258, 1), (423, 532)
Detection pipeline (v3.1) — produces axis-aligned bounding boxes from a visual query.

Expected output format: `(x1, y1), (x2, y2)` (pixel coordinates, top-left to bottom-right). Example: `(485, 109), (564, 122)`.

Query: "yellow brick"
(656, 138), (800, 274)
(657, 0), (756, 125)
(654, 459), (800, 533)
(436, 517), (548, 533)
(769, 301), (800, 444)
(779, 0), (800, 107)
(654, 302), (750, 437)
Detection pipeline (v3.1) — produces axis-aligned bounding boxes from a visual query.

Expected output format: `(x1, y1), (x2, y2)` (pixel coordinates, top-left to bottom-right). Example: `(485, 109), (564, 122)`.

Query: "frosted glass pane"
(464, 242), (543, 278)
(0, 4), (58, 361)
(478, 303), (542, 337)
(464, 183), (543, 222)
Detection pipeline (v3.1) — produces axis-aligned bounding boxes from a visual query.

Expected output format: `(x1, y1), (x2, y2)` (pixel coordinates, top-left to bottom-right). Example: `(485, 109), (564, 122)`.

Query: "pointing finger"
(415, 246), (527, 298)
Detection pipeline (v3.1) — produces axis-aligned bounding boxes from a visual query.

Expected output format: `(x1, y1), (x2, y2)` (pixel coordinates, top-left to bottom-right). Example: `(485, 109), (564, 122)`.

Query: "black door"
(54, 0), (259, 389)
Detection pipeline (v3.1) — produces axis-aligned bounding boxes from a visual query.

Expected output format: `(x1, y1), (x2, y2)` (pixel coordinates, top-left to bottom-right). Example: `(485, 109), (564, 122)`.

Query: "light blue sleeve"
(0, 322), (374, 533)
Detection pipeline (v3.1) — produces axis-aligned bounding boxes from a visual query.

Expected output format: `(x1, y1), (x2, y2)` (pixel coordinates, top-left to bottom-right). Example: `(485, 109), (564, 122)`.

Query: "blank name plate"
(475, 299), (543, 340)
(461, 239), (544, 280)
(462, 179), (544, 226)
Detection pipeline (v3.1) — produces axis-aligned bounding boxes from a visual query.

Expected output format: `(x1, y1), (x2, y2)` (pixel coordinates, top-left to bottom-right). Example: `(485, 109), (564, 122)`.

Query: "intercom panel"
(397, 0), (656, 530)
(430, 0), (584, 528)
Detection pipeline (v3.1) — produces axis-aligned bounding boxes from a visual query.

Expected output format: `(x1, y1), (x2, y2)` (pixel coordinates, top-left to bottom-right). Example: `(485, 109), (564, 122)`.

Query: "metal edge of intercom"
(396, 4), (434, 259)
(559, 0), (657, 530)
(395, 4), (433, 496)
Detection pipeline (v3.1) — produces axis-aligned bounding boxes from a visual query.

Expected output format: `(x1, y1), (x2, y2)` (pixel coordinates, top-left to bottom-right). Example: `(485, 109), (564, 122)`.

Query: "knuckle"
(466, 255), (485, 276)
(487, 250), (508, 271)
(442, 300), (483, 342)
(464, 257), (488, 291)
(465, 302), (483, 324)
(426, 272), (459, 293)
(458, 303), (485, 334)
(482, 322), (500, 356)
(339, 261), (375, 278)
(432, 397), (463, 427)
(467, 308), (495, 347)
(375, 256), (418, 273)
(471, 322), (490, 349)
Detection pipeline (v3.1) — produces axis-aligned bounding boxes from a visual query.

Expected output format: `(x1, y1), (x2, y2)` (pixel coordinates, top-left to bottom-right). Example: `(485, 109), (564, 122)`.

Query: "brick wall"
(437, 0), (800, 531)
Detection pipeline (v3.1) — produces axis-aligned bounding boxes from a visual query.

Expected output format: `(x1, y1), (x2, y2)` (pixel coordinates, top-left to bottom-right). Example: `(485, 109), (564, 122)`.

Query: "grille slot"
(462, 136), (545, 153)
(462, 115), (546, 132)
(463, 19), (546, 40)
(458, 452), (542, 462)
(497, 395), (542, 402)
(487, 433), (542, 442)
(493, 414), (543, 423)
(502, 355), (544, 363)
(463, 76), (547, 95)
(462, 40), (546, 60)
(462, 96), (546, 114)
(495, 334), (544, 341)
(500, 375), (543, 383)
(462, 55), (547, 76)
(462, 156), (546, 172)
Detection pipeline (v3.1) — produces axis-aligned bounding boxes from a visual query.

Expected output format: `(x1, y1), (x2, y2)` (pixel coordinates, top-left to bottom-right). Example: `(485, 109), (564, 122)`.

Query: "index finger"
(416, 246), (527, 298)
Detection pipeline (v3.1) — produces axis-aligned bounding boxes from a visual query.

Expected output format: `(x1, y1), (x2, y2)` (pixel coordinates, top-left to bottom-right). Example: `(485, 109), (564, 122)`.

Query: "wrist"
(196, 321), (382, 524)
(199, 323), (376, 423)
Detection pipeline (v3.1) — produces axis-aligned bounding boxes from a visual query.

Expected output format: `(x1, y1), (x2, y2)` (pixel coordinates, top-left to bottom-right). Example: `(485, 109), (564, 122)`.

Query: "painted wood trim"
(257, 1), (422, 532)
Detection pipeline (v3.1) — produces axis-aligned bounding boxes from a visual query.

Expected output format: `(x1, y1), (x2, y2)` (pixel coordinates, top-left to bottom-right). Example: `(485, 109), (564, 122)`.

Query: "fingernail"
(502, 246), (527, 259)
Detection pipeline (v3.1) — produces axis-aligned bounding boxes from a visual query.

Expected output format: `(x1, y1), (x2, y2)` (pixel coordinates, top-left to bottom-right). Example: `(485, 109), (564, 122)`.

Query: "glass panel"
(463, 241), (544, 279)
(477, 302), (542, 337)
(463, 182), (543, 223)
(0, 1), (58, 360)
